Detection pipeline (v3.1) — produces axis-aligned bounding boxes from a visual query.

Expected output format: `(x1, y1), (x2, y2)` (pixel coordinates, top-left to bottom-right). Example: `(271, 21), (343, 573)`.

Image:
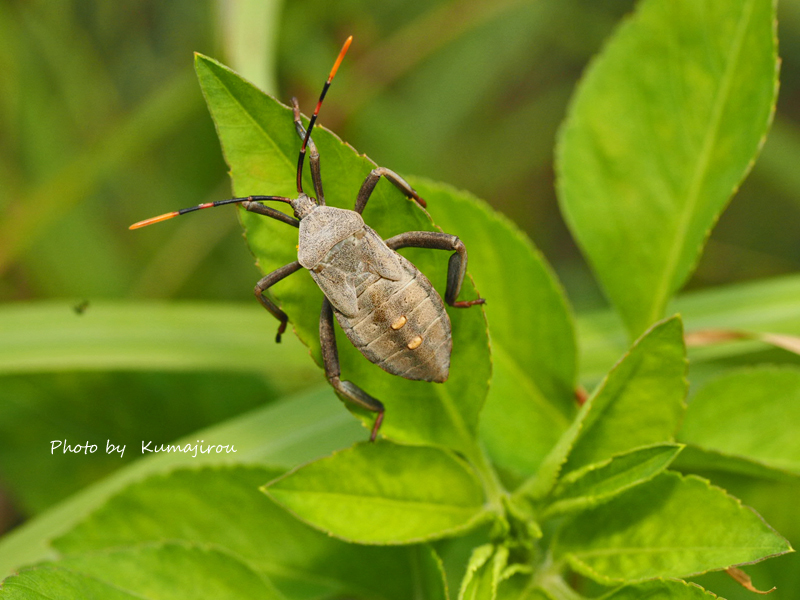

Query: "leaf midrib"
(270, 489), (484, 514)
(648, 0), (756, 327)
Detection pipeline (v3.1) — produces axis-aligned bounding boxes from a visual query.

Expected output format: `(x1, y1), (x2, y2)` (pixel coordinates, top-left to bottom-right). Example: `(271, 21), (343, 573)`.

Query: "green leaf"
(687, 473), (800, 598)
(564, 316), (687, 472)
(525, 316), (687, 498)
(541, 443), (684, 518)
(679, 366), (800, 475)
(194, 54), (490, 454)
(458, 544), (509, 600)
(0, 301), (312, 383)
(53, 465), (439, 600)
(0, 385), (362, 578)
(557, 0), (779, 337)
(553, 471), (792, 583)
(600, 579), (720, 599)
(264, 441), (489, 544)
(0, 543), (284, 600)
(410, 179), (577, 478)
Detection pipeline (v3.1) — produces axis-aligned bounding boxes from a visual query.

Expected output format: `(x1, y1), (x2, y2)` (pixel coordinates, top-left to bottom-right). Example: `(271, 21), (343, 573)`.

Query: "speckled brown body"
(299, 206), (451, 383)
(329, 240), (451, 382)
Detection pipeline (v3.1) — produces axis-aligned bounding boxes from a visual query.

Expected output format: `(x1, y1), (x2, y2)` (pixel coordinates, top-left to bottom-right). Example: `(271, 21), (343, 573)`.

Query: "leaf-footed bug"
(130, 37), (485, 441)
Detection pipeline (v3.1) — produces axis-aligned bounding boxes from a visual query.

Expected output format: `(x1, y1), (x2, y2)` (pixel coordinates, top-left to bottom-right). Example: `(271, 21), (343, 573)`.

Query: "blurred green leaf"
(194, 53), (490, 454)
(55, 465), (443, 600)
(541, 443), (683, 518)
(217, 0), (282, 94)
(0, 301), (312, 385)
(553, 471), (792, 584)
(0, 384), (363, 578)
(526, 317), (686, 499)
(579, 274), (800, 386)
(557, 0), (779, 337)
(679, 366), (800, 474)
(264, 441), (489, 544)
(0, 544), (284, 600)
(0, 70), (201, 273)
(411, 179), (577, 479)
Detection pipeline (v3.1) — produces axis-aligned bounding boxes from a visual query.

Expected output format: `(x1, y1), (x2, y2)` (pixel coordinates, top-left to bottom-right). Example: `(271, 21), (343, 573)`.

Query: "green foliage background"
(1, 0), (800, 598)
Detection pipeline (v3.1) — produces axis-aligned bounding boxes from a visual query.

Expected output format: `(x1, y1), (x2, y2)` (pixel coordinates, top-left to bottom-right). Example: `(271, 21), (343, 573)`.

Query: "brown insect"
(130, 37), (484, 440)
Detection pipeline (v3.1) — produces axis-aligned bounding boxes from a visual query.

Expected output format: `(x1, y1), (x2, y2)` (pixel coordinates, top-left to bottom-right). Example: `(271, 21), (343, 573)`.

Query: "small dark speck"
(73, 300), (90, 315)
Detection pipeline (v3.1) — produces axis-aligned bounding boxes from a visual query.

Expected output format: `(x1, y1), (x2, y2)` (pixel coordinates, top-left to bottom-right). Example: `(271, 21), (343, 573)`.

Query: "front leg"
(385, 231), (485, 308)
(242, 199), (300, 228)
(320, 298), (385, 441)
(291, 97), (325, 204)
(355, 167), (427, 214)
(254, 261), (303, 342)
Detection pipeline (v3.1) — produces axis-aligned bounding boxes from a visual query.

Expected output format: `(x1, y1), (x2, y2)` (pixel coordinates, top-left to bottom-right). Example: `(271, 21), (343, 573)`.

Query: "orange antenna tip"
(329, 36), (353, 81)
(129, 211), (179, 230)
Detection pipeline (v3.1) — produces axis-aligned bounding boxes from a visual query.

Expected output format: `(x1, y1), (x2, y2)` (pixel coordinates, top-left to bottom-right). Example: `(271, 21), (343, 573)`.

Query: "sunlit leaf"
(264, 441), (489, 544)
(542, 443), (683, 518)
(557, 0), (779, 337)
(554, 471), (791, 583)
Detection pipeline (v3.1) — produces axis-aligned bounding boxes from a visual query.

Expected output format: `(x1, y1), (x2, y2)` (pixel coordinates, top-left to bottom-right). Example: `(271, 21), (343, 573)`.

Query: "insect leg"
(386, 231), (485, 308)
(355, 167), (427, 213)
(291, 98), (324, 204)
(320, 298), (385, 441)
(242, 200), (300, 227)
(254, 261), (303, 342)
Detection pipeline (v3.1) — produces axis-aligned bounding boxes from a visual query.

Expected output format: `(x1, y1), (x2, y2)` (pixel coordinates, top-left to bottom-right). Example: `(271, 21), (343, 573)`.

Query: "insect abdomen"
(335, 256), (452, 383)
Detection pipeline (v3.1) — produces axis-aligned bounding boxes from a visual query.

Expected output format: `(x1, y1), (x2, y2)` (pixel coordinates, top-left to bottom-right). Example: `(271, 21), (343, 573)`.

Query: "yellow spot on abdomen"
(407, 335), (423, 350)
(391, 315), (407, 330)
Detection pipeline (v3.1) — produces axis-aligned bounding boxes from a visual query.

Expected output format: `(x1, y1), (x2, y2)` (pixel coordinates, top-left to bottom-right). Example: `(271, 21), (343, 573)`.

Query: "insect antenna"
(296, 35), (353, 196)
(129, 195), (293, 229)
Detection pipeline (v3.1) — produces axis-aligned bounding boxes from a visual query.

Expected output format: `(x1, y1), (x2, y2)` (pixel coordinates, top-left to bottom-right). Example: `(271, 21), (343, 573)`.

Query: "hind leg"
(319, 298), (385, 441)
